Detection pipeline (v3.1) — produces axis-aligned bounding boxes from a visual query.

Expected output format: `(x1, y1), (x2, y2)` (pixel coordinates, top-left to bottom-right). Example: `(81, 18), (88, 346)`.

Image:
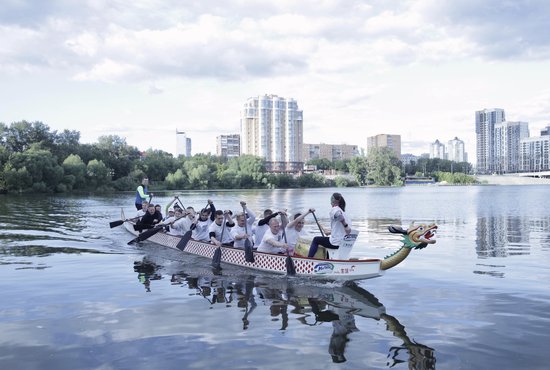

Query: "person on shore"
(258, 213), (290, 254)
(190, 200), (216, 242)
(284, 209), (314, 255)
(231, 201), (256, 249)
(307, 193), (351, 258)
(135, 177), (152, 210)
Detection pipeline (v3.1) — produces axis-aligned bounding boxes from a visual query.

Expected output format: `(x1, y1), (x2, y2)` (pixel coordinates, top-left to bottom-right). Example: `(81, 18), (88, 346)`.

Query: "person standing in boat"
(307, 193), (351, 258)
(190, 200), (216, 242)
(135, 177), (152, 210)
(284, 209), (314, 255)
(258, 213), (290, 254)
(231, 201), (256, 250)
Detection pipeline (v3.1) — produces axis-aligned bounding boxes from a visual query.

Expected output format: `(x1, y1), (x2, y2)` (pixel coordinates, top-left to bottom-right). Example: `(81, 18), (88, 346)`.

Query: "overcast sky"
(2, 0), (550, 161)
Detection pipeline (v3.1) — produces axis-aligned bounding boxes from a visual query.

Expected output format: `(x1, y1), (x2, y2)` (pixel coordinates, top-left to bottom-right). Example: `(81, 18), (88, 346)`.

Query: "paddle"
(175, 230), (192, 251)
(282, 227), (296, 276)
(211, 214), (226, 269)
(311, 210), (326, 237)
(242, 203), (255, 263)
(127, 223), (166, 245)
(109, 216), (140, 228)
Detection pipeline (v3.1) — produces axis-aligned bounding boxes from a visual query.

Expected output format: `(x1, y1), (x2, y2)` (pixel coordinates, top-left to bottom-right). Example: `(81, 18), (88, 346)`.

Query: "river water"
(0, 186), (549, 370)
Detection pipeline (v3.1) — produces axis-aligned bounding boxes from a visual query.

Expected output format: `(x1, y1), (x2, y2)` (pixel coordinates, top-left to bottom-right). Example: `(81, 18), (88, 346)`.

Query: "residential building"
(520, 135), (550, 172)
(494, 121), (529, 173)
(447, 137), (467, 162)
(476, 108), (505, 174)
(303, 143), (359, 162)
(366, 134), (401, 158)
(176, 130), (192, 157)
(240, 94), (303, 172)
(401, 153), (418, 165)
(216, 134), (240, 158)
(429, 139), (446, 159)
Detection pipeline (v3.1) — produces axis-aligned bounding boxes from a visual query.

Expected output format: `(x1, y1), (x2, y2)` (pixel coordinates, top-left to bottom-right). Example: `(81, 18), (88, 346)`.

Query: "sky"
(2, 0), (550, 163)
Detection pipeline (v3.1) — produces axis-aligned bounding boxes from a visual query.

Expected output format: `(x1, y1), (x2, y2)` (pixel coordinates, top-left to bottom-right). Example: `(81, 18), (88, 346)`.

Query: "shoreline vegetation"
(1, 120), (480, 194)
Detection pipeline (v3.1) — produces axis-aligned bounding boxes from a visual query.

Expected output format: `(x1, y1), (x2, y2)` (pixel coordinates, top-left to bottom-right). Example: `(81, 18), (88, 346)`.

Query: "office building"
(176, 130), (192, 157)
(476, 108), (505, 174)
(366, 134), (401, 158)
(240, 94), (303, 172)
(216, 134), (240, 158)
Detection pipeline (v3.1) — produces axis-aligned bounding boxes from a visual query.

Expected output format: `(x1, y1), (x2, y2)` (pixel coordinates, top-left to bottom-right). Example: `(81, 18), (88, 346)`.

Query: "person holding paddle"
(307, 193), (352, 258)
(135, 177), (152, 210)
(208, 210), (235, 247)
(190, 200), (216, 242)
(258, 213), (290, 254)
(284, 208), (314, 255)
(231, 201), (256, 249)
(135, 203), (162, 232)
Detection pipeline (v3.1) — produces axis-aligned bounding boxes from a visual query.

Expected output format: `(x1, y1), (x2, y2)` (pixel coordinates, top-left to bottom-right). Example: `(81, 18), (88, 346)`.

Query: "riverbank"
(476, 174), (550, 185)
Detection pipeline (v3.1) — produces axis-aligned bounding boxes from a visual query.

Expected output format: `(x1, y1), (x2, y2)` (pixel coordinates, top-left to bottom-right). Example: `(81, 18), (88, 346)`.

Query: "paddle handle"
(311, 211), (325, 237)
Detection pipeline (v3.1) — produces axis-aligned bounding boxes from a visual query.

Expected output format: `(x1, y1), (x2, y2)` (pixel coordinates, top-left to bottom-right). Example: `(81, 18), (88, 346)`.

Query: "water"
(1, 186), (549, 369)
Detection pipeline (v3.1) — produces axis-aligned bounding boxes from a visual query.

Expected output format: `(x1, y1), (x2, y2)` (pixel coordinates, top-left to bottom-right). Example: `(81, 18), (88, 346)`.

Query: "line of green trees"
(0, 120), (475, 194)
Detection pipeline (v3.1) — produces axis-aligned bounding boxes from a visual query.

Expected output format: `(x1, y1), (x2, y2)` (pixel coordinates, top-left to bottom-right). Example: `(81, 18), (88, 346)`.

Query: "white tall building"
(176, 130), (192, 157)
(494, 121), (529, 173)
(216, 134), (240, 158)
(476, 108), (505, 174)
(429, 139), (446, 159)
(447, 137), (467, 162)
(241, 94), (303, 172)
(520, 136), (550, 172)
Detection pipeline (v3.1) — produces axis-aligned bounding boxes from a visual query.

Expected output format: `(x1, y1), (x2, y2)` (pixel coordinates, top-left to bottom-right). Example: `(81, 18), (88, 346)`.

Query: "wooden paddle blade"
(286, 254), (296, 276)
(109, 220), (124, 228)
(175, 230), (192, 251)
(212, 247), (222, 269)
(244, 241), (254, 263)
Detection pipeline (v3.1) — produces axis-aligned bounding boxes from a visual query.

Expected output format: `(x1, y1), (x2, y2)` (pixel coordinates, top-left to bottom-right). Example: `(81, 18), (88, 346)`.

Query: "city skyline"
(2, 1), (550, 164)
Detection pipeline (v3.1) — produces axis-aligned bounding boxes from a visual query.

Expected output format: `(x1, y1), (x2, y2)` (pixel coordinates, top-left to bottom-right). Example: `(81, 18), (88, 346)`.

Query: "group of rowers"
(134, 184), (351, 258)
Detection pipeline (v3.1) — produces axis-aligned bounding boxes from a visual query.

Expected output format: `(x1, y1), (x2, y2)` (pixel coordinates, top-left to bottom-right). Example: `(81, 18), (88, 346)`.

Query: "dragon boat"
(121, 210), (438, 282)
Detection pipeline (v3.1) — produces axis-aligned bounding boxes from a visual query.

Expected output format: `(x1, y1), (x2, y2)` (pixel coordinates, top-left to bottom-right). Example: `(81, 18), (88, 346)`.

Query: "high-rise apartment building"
(429, 139), (446, 159)
(366, 134), (401, 158)
(216, 134), (240, 158)
(241, 94), (303, 172)
(494, 121), (529, 173)
(447, 137), (467, 162)
(476, 108), (505, 174)
(303, 143), (359, 162)
(520, 136), (550, 172)
(176, 130), (191, 157)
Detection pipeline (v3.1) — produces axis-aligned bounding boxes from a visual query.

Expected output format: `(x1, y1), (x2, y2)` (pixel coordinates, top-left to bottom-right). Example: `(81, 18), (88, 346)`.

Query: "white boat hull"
(124, 222), (383, 281)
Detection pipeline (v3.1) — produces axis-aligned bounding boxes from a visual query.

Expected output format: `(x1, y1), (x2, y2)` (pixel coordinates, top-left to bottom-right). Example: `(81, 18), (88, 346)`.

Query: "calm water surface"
(1, 186), (549, 370)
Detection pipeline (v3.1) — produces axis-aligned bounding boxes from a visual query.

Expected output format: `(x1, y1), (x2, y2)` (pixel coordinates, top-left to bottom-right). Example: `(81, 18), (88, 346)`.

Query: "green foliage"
(6, 145), (64, 191)
(165, 169), (187, 189)
(334, 176), (358, 187)
(366, 147), (403, 186)
(434, 171), (478, 184)
(62, 154), (86, 190)
(297, 173), (328, 187)
(348, 156), (368, 185)
(86, 159), (111, 188)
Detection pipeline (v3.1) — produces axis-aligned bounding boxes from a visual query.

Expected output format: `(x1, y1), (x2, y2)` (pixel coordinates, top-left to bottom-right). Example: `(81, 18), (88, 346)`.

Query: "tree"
(348, 156), (368, 185)
(94, 135), (141, 179)
(62, 154), (87, 190)
(5, 145), (64, 192)
(366, 147), (403, 186)
(5, 121), (55, 153)
(306, 158), (332, 170)
(86, 159), (112, 189)
(165, 169), (187, 189)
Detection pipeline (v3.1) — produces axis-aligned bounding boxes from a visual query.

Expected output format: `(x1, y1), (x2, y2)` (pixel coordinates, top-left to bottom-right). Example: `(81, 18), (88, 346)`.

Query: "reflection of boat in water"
(133, 254), (436, 368)
(123, 213), (437, 282)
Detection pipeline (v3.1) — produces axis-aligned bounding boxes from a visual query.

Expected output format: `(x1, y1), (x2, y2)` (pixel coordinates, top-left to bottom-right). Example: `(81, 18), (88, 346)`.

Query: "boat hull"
(124, 222), (383, 281)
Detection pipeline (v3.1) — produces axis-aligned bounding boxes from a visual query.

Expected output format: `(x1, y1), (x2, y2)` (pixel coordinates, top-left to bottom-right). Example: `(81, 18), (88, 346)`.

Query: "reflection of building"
(176, 130), (192, 157)
(447, 137), (467, 162)
(476, 216), (530, 258)
(216, 134), (240, 158)
(303, 143), (360, 162)
(476, 108), (505, 174)
(429, 139), (446, 159)
(367, 134), (401, 158)
(240, 94), (303, 172)
(494, 121), (529, 173)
